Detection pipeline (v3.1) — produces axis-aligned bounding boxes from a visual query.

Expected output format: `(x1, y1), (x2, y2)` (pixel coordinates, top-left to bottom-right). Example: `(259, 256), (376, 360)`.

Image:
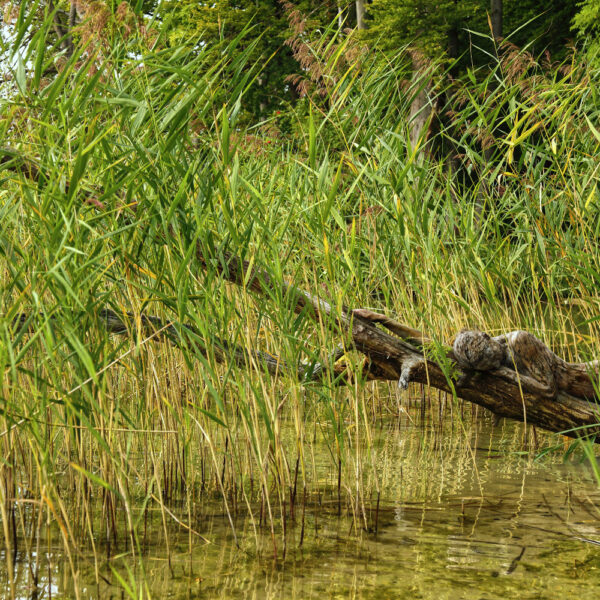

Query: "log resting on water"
(8, 250), (600, 441)
(194, 250), (600, 440)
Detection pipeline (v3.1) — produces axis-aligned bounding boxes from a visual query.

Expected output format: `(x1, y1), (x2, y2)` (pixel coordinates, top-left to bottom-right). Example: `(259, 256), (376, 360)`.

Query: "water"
(2, 412), (599, 599)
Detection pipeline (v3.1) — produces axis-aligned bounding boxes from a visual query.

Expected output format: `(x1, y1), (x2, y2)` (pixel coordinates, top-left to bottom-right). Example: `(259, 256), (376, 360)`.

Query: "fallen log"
(10, 309), (346, 383)
(7, 251), (599, 440)
(196, 249), (600, 440)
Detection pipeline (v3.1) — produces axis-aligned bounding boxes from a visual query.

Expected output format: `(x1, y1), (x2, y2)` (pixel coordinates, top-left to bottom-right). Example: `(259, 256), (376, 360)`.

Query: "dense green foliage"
(366, 0), (483, 56)
(25, 0), (599, 115)
(573, 0), (600, 59)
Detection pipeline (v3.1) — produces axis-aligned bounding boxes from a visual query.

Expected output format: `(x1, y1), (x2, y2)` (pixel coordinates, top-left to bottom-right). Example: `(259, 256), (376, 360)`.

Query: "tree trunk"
(196, 251), (600, 441)
(408, 52), (434, 152)
(356, 0), (367, 30)
(47, 0), (77, 57)
(9, 244), (600, 441)
(491, 0), (502, 40)
(67, 2), (77, 55)
(337, 2), (344, 28)
(189, 250), (600, 441)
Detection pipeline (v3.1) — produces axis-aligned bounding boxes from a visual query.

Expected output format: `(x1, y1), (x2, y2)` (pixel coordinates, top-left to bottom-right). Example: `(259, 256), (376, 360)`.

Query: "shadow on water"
(2, 406), (600, 599)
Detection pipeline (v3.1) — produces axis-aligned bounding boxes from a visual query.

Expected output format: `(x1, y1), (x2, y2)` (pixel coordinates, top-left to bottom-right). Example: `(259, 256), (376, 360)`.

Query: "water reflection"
(2, 415), (600, 599)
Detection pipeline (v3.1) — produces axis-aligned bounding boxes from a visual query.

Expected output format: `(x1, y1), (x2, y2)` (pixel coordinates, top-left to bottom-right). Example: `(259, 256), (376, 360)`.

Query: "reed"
(1, 8), (599, 598)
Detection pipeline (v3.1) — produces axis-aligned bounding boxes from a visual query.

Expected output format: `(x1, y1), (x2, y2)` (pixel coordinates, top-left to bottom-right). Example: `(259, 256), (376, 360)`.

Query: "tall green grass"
(1, 8), (600, 598)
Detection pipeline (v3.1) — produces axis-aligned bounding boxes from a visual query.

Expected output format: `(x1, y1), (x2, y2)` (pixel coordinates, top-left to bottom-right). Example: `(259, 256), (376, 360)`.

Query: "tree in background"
(365, 0), (483, 60)
(490, 0), (502, 39)
(364, 0), (580, 64)
(503, 0), (579, 60)
(572, 0), (600, 60)
(161, 0), (344, 115)
(356, 0), (367, 30)
(4, 0), (598, 123)
(7, 1), (157, 55)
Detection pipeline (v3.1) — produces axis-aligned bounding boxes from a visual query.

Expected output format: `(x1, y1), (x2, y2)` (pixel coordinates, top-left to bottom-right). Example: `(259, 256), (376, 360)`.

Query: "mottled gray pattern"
(453, 330), (505, 371)
(453, 329), (568, 399)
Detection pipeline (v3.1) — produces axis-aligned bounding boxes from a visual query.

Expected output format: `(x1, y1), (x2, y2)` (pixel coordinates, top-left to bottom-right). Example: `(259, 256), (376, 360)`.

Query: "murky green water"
(2, 412), (600, 599)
